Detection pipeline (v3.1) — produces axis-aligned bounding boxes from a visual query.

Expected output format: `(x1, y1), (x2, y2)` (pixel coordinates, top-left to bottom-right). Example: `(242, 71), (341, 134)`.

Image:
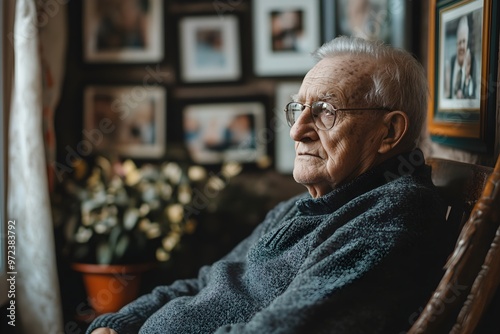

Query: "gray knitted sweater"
(87, 151), (449, 334)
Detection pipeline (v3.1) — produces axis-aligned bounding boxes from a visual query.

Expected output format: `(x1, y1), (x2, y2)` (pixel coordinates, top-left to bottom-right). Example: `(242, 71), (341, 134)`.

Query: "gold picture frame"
(427, 0), (497, 151)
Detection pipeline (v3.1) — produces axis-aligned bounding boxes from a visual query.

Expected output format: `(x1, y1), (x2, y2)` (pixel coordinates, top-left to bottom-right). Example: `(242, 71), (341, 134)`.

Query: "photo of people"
(253, 0), (320, 76)
(438, 3), (483, 112)
(270, 10), (306, 52)
(117, 99), (156, 146)
(195, 28), (226, 69)
(462, 49), (475, 99)
(183, 103), (266, 164)
(90, 94), (155, 146)
(179, 15), (240, 83)
(90, 93), (121, 149)
(336, 0), (390, 43)
(84, 86), (166, 158)
(83, 0), (163, 62)
(94, 0), (149, 51)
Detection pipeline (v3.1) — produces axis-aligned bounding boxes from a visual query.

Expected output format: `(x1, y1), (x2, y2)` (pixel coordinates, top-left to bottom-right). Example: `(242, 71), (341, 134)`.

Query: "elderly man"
(445, 15), (476, 99)
(88, 36), (448, 334)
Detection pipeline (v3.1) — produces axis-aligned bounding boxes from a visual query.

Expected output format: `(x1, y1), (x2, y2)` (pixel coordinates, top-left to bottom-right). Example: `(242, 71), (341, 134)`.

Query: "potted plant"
(53, 155), (241, 316)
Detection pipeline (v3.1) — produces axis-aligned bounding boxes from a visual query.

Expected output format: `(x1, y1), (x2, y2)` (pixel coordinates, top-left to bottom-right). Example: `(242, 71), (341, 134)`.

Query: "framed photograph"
(183, 101), (267, 165)
(253, 0), (321, 76)
(274, 82), (302, 174)
(322, 0), (412, 50)
(179, 15), (241, 83)
(83, 85), (166, 158)
(83, 0), (164, 63)
(428, 0), (498, 151)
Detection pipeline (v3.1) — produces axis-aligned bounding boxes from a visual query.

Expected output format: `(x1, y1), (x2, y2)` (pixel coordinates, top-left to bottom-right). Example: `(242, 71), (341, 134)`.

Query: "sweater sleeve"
(85, 196), (302, 334)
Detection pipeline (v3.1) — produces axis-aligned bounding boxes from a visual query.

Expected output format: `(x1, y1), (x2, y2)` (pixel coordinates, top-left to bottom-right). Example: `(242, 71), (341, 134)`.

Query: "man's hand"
(90, 328), (118, 334)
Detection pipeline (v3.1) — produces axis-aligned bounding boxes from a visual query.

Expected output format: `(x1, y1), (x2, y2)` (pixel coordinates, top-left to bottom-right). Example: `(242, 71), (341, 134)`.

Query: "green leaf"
(124, 208), (140, 230)
(96, 241), (112, 265)
(114, 234), (130, 261)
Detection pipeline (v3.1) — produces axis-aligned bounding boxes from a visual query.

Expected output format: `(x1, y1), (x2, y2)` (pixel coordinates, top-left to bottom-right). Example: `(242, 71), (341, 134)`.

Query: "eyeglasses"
(284, 101), (390, 130)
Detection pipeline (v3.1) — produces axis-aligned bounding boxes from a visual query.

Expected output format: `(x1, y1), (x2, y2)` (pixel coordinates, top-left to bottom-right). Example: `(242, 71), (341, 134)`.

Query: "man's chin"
(292, 171), (306, 185)
(292, 170), (315, 186)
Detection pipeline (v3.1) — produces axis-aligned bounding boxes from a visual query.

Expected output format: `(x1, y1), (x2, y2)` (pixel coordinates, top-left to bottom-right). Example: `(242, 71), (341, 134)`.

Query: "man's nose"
(290, 107), (318, 142)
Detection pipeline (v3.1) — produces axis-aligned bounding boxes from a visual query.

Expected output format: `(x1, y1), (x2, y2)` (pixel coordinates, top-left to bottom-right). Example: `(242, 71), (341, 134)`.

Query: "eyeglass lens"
(286, 102), (336, 130)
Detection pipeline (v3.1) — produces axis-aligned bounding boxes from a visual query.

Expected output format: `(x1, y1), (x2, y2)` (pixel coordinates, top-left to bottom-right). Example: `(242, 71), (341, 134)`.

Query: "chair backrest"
(408, 157), (500, 333)
(427, 158), (493, 239)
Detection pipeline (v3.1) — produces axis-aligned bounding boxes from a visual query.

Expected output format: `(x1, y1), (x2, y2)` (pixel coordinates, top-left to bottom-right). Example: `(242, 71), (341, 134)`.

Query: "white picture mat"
(253, 0), (320, 76)
(180, 15), (241, 83)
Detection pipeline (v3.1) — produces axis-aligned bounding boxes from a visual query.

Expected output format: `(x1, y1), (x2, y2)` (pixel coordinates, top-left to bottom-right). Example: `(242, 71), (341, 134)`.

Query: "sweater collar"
(296, 149), (429, 215)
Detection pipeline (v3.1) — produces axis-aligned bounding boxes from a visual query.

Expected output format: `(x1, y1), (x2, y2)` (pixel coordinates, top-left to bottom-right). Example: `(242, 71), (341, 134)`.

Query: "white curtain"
(7, 0), (65, 332)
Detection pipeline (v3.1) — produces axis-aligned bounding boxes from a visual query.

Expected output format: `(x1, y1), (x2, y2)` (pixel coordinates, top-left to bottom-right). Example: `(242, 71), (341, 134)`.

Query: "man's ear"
(378, 111), (408, 154)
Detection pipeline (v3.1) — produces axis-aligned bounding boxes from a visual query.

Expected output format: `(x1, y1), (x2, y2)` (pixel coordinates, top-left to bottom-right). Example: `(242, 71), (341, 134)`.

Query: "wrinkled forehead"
(297, 56), (375, 106)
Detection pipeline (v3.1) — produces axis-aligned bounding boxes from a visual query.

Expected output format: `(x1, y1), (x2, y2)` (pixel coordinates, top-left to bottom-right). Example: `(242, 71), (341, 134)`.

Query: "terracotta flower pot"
(72, 263), (154, 315)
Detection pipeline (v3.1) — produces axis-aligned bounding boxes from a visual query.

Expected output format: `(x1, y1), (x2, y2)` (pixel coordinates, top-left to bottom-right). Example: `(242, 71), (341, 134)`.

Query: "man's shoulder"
(361, 170), (448, 230)
(374, 169), (443, 207)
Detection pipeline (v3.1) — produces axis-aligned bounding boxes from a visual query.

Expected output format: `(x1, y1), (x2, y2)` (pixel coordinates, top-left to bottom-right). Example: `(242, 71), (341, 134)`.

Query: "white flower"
(221, 162), (242, 179)
(162, 232), (180, 251)
(178, 184), (192, 204)
(75, 226), (93, 243)
(165, 204), (184, 224)
(207, 176), (225, 192)
(188, 166), (207, 181)
(162, 162), (182, 184)
(146, 222), (162, 239)
(156, 248), (171, 262)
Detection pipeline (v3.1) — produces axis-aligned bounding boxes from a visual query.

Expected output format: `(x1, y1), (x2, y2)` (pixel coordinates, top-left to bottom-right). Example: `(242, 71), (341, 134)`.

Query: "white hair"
(457, 15), (469, 37)
(313, 36), (428, 149)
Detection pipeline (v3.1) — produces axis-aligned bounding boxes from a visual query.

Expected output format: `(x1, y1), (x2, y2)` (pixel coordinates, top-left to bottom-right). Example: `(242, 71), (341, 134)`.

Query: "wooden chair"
(407, 157), (500, 333)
